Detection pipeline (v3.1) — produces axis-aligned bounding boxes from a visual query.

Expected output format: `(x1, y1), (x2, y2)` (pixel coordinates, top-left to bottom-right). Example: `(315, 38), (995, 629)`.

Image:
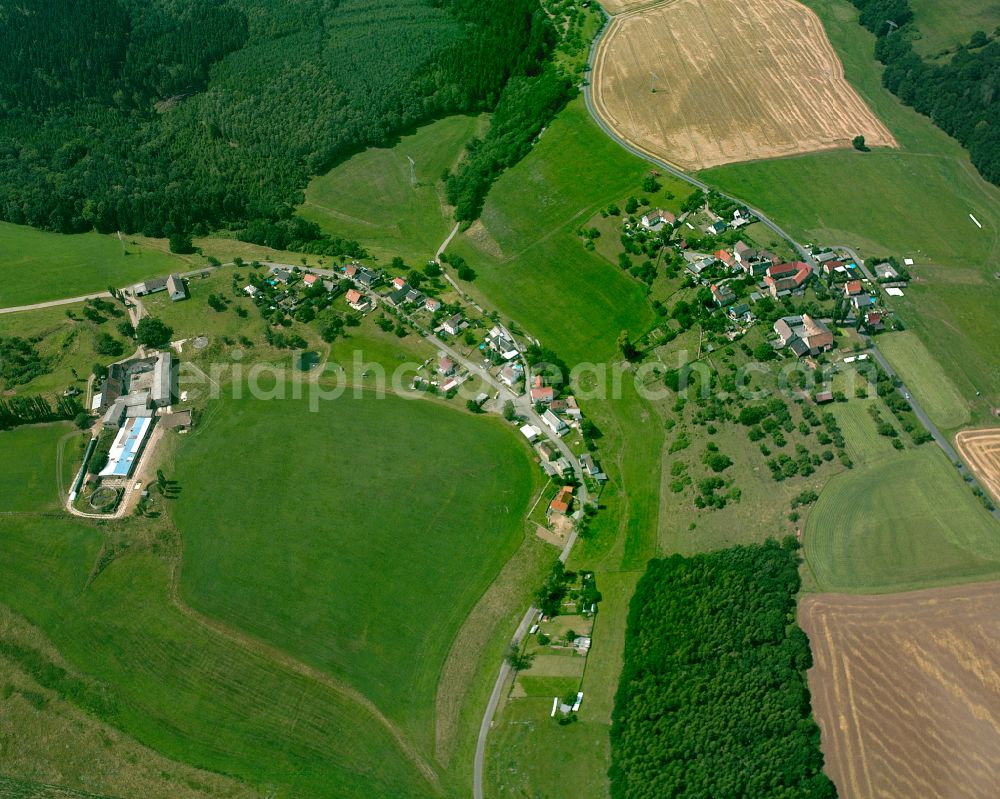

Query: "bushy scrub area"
(609, 540), (835, 799)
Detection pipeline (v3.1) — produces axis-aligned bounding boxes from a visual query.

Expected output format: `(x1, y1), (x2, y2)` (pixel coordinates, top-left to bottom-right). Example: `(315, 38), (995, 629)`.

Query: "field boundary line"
(165, 541), (443, 794)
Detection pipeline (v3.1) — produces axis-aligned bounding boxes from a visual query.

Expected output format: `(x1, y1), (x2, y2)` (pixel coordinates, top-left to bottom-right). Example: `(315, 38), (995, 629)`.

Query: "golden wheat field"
(800, 584), (1000, 799)
(591, 0), (897, 169)
(956, 428), (1000, 505)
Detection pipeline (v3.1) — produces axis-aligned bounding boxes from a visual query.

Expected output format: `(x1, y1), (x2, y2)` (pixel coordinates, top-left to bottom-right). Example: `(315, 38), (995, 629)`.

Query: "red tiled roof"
(767, 262), (798, 278)
(345, 289), (362, 303)
(845, 280), (863, 295)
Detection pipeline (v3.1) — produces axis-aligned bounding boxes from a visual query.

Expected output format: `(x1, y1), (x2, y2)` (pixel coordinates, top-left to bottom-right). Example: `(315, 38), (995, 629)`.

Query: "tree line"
(609, 539), (835, 798)
(851, 0), (1000, 185)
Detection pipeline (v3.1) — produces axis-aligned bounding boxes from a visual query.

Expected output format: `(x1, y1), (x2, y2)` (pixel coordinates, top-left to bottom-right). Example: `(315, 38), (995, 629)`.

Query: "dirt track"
(591, 0), (896, 170)
(956, 428), (1000, 505)
(800, 583), (1000, 799)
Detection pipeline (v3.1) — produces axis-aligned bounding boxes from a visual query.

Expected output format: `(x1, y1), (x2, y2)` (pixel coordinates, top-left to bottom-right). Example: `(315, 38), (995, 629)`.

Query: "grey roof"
(166, 273), (186, 298)
(789, 337), (809, 357)
(152, 352), (173, 406)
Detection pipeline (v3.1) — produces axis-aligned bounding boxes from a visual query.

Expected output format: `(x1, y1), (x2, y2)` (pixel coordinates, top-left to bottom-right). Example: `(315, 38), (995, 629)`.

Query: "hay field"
(957, 428), (1000, 504)
(801, 583), (1000, 799)
(591, 0), (896, 170)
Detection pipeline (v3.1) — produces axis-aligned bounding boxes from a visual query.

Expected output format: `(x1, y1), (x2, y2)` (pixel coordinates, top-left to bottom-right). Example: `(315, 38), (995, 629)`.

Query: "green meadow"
(702, 0), (1000, 407)
(300, 115), (487, 265)
(877, 330), (972, 431)
(0, 222), (190, 307)
(170, 389), (540, 756)
(803, 446), (1000, 593)
(909, 0), (1000, 57)
(0, 423), (75, 512)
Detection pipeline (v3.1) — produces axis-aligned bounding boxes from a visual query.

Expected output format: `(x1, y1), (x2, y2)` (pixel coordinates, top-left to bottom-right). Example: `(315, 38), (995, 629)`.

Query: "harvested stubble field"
(801, 583), (1000, 799)
(591, 0), (896, 170)
(956, 427), (1000, 504)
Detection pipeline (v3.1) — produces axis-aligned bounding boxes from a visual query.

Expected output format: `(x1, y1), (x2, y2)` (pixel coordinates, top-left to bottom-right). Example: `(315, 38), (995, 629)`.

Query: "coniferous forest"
(0, 0), (557, 241)
(609, 540), (836, 799)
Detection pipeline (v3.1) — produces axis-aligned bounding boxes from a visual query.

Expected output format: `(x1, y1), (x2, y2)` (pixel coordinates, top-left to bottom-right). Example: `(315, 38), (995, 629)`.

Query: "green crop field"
(300, 115), (487, 265)
(877, 330), (972, 431)
(909, 0), (1000, 58)
(702, 0), (1000, 408)
(803, 446), (1000, 592)
(169, 388), (540, 755)
(0, 222), (191, 308)
(0, 422), (75, 511)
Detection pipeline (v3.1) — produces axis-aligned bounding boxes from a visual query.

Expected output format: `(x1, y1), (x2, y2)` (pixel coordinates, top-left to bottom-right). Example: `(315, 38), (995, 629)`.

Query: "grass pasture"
(450, 99), (666, 364)
(909, 0), (1000, 58)
(0, 423), (75, 512)
(804, 446), (1000, 592)
(592, 0), (893, 170)
(170, 389), (540, 756)
(877, 331), (971, 431)
(0, 515), (439, 798)
(0, 222), (190, 308)
(300, 115), (487, 265)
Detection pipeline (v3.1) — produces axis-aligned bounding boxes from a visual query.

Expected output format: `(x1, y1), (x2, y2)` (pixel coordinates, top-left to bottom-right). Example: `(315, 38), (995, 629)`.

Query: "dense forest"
(851, 0), (1000, 184)
(0, 0), (556, 243)
(609, 540), (836, 799)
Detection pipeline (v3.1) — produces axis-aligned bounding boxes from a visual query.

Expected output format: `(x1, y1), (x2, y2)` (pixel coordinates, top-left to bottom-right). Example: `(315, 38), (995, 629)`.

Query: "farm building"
(99, 416), (153, 479)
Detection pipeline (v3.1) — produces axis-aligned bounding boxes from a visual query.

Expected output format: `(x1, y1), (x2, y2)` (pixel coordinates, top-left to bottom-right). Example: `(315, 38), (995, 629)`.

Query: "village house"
(814, 250), (838, 263)
(729, 302), (751, 322)
(302, 273), (321, 288)
(243, 284), (258, 298)
(733, 240), (756, 264)
(821, 260), (846, 277)
(713, 249), (737, 270)
(710, 283), (736, 306)
(391, 276), (407, 290)
(684, 252), (716, 276)
(442, 313), (464, 336)
(345, 288), (371, 312)
(764, 261), (811, 298)
(536, 440), (558, 462)
(773, 314), (833, 357)
(640, 208), (676, 231)
(384, 286), (409, 308)
(530, 376), (555, 404)
(843, 280), (864, 296)
(548, 485), (574, 517)
(542, 409), (568, 435)
(424, 297), (442, 313)
(437, 357), (455, 376)
(133, 273), (186, 301)
(850, 292), (874, 310)
(564, 395), (582, 420)
(499, 364), (521, 388)
(355, 268), (380, 289)
(406, 288), (424, 305)
(579, 453), (608, 482)
(485, 325), (519, 360)
(705, 219), (728, 236)
(864, 310), (885, 330)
